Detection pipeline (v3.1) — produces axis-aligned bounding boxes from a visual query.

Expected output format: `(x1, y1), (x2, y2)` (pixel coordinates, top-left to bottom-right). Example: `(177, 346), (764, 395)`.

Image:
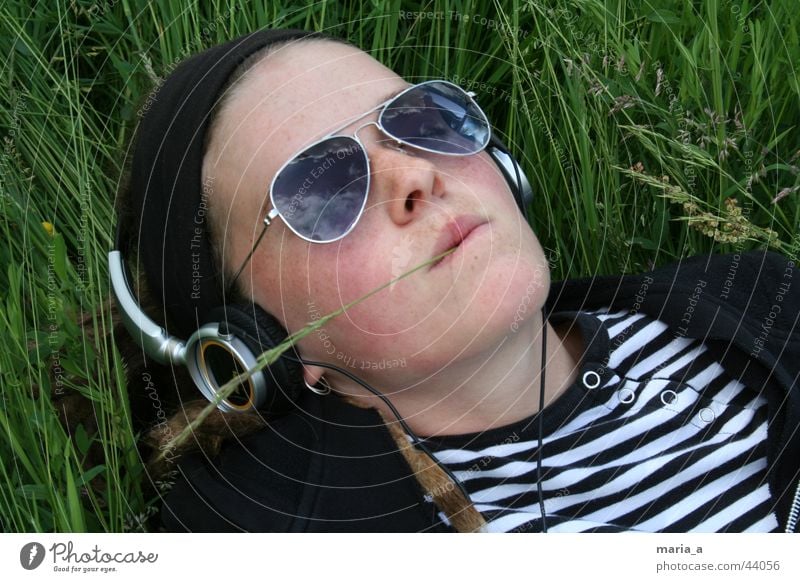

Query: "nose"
(364, 133), (447, 226)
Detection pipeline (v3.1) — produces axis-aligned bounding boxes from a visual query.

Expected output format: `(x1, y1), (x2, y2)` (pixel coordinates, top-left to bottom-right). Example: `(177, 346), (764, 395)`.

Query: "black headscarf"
(125, 28), (333, 338)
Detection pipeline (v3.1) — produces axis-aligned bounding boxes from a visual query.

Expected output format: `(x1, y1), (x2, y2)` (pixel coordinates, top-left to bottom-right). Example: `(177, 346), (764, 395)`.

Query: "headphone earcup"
(486, 133), (534, 218)
(204, 304), (306, 415)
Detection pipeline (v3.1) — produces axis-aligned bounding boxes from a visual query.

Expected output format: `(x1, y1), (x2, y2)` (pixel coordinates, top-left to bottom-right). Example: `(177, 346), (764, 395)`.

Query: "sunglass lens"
(380, 81), (490, 154)
(272, 136), (369, 241)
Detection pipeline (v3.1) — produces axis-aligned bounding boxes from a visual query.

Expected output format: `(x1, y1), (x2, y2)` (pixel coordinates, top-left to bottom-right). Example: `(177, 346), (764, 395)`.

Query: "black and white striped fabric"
(419, 308), (780, 532)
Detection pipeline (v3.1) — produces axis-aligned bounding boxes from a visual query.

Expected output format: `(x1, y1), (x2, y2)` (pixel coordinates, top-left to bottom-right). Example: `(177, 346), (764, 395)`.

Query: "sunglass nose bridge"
(353, 120), (407, 154)
(352, 120), (379, 141)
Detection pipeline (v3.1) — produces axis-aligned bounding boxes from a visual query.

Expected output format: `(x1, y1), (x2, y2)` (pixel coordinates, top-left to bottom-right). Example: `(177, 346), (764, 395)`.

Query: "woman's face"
(204, 40), (550, 382)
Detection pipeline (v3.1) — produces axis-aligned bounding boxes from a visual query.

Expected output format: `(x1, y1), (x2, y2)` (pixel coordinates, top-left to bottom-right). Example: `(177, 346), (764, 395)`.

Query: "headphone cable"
(284, 353), (474, 505)
(538, 307), (548, 532)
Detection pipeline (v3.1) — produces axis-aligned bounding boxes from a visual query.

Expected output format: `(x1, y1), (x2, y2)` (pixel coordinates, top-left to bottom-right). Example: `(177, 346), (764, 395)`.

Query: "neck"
(335, 309), (584, 437)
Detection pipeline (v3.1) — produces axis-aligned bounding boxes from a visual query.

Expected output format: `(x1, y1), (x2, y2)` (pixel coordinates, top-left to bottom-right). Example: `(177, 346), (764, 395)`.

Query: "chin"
(460, 242), (549, 306)
(424, 254), (549, 358)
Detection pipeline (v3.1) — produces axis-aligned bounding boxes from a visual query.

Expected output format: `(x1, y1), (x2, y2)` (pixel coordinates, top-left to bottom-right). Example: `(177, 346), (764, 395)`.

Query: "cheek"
(316, 234), (390, 299)
(287, 236), (399, 333)
(287, 243), (434, 368)
(447, 153), (519, 210)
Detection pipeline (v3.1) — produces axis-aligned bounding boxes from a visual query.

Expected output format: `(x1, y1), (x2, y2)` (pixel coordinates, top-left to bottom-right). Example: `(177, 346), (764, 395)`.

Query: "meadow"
(0, 0), (798, 532)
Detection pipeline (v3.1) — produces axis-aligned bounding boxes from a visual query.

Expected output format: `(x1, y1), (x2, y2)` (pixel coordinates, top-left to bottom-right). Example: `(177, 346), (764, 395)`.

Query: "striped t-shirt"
(418, 308), (780, 532)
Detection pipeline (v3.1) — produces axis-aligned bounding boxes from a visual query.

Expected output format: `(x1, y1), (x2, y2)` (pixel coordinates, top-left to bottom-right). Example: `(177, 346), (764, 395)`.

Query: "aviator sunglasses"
(231, 79), (492, 284)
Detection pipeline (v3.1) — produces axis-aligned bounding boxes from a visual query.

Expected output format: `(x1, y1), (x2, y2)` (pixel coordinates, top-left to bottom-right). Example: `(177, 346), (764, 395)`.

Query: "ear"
(301, 363), (327, 387)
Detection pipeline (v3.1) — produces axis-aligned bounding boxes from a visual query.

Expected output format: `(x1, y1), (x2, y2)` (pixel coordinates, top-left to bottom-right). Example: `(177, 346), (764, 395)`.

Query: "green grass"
(1, 0), (798, 532)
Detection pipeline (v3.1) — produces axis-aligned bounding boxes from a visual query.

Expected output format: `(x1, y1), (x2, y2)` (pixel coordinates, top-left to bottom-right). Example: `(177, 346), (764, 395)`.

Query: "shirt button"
(660, 389), (678, 406)
(698, 407), (716, 423)
(582, 370), (602, 389)
(618, 387), (636, 404)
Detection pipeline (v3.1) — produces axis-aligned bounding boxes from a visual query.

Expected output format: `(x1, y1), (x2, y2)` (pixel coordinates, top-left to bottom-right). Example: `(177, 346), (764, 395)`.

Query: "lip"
(429, 215), (490, 270)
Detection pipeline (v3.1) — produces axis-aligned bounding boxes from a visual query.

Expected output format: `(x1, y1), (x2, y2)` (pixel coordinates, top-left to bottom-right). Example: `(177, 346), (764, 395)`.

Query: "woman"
(114, 28), (800, 532)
